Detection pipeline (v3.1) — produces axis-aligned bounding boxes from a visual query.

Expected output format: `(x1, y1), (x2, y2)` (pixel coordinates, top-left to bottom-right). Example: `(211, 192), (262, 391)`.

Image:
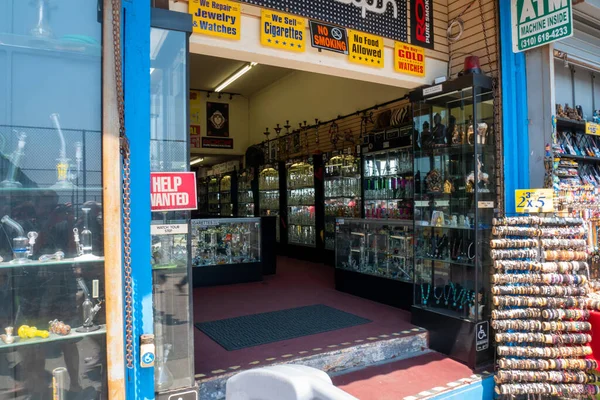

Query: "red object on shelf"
(587, 310), (600, 371)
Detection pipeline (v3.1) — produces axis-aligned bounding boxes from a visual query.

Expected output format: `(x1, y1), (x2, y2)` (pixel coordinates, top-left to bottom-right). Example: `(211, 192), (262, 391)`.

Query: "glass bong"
(73, 207), (99, 260)
(0, 132), (27, 188)
(75, 278), (101, 332)
(30, 0), (53, 38)
(0, 216), (37, 263)
(50, 113), (77, 190)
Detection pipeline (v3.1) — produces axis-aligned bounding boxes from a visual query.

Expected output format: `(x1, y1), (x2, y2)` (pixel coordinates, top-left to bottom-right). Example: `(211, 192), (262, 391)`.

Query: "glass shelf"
(0, 325), (106, 350)
(0, 32), (101, 58)
(416, 257), (475, 267)
(0, 257), (104, 269)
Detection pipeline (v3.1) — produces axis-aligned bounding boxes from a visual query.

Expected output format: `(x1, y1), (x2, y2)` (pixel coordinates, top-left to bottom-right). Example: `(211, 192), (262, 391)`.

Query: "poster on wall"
(202, 137), (234, 149)
(237, 0), (407, 42)
(260, 9), (305, 52)
(190, 90), (202, 148)
(410, 0), (434, 49)
(206, 102), (229, 137)
(189, 0), (241, 40)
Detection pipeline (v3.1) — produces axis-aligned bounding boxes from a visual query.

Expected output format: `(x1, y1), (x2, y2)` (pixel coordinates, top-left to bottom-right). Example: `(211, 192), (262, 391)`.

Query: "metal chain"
(477, 0), (503, 214)
(111, 0), (134, 369)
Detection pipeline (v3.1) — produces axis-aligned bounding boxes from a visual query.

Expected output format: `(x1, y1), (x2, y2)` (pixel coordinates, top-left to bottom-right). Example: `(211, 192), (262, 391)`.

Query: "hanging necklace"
(433, 286), (443, 305)
(420, 283), (430, 306)
(444, 283), (453, 306)
(458, 289), (467, 310)
(452, 285), (463, 307)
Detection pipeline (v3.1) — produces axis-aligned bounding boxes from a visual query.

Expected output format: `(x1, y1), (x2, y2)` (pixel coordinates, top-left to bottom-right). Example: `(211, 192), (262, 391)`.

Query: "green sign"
(512, 0), (573, 53)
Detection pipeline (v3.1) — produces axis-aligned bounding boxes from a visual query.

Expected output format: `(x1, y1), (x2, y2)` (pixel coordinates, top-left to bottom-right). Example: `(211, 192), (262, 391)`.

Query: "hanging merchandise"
(491, 215), (599, 397)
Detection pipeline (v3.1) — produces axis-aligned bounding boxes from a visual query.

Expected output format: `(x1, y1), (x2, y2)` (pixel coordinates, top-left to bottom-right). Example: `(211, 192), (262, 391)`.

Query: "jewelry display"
(491, 215), (594, 396)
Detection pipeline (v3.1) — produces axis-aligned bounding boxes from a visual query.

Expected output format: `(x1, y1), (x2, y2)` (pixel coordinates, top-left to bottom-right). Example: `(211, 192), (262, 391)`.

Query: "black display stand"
(335, 269), (413, 311)
(192, 262), (262, 287)
(261, 216), (277, 275)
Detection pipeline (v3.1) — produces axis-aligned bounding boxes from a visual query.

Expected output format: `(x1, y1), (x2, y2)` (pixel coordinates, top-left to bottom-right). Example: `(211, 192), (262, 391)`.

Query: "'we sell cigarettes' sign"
(151, 172), (198, 211)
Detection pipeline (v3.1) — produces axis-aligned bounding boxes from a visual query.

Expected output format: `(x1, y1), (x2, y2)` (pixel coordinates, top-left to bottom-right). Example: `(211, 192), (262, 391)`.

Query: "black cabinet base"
(192, 262), (262, 287)
(285, 244), (324, 263)
(411, 305), (493, 370)
(335, 268), (413, 311)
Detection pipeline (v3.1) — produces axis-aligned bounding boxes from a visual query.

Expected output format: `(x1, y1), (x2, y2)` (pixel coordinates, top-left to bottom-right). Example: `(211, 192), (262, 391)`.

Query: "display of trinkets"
(238, 169), (255, 217)
(491, 215), (595, 397)
(49, 319), (71, 336)
(191, 218), (260, 267)
(287, 160), (316, 247)
(335, 218), (413, 283)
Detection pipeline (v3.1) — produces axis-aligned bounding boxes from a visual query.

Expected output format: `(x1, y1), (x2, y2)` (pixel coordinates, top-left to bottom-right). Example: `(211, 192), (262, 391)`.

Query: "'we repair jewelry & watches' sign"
(239, 0), (407, 42)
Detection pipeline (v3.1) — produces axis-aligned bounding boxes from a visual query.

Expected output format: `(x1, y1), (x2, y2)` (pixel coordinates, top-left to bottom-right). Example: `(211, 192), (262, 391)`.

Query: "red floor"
(333, 352), (476, 400)
(193, 256), (418, 375)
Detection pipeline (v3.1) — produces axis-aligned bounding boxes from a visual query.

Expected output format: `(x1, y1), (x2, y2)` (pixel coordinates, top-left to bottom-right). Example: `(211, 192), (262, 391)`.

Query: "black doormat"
(195, 304), (371, 351)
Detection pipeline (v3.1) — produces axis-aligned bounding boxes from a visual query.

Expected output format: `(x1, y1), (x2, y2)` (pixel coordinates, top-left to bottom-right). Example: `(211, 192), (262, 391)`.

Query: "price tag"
(515, 189), (554, 213)
(586, 122), (600, 136)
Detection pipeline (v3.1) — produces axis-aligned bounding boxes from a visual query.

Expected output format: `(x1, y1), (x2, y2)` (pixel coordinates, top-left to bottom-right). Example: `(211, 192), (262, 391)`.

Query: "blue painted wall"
(499, 0), (530, 214)
(430, 377), (495, 400)
(122, 0), (154, 398)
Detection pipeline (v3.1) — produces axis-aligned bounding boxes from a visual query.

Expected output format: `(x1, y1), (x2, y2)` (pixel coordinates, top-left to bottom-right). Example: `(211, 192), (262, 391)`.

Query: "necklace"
(458, 289), (467, 310)
(433, 286), (443, 304)
(444, 283), (453, 306)
(452, 285), (463, 307)
(420, 283), (430, 306)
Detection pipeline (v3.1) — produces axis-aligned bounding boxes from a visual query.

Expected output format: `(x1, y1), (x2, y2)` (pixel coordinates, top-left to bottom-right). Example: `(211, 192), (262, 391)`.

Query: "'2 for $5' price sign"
(515, 189), (554, 213)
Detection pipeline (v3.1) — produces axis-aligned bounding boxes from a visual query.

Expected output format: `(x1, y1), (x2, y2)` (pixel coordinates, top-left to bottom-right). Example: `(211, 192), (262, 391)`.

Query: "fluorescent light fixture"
(190, 157), (204, 166)
(214, 62), (257, 93)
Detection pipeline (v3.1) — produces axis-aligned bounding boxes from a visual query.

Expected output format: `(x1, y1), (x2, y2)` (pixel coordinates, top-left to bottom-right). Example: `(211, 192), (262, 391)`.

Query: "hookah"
(359, 235), (367, 269)
(154, 283), (174, 390)
(73, 207), (99, 260)
(226, 240), (233, 263)
(372, 235), (379, 272)
(30, 0), (53, 38)
(50, 113), (77, 190)
(0, 132), (27, 188)
(1, 215), (37, 263)
(346, 247), (357, 270)
(75, 278), (101, 332)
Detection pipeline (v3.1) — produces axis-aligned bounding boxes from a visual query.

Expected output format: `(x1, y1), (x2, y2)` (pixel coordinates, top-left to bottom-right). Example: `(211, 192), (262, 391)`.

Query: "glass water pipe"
(1, 215), (37, 263)
(0, 132), (27, 188)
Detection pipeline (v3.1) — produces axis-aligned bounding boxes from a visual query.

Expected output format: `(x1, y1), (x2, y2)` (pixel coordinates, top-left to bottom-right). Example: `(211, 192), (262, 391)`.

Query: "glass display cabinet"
(238, 168), (255, 217)
(287, 159), (316, 247)
(191, 218), (272, 286)
(0, 0), (108, 396)
(219, 174), (235, 217)
(334, 218), (414, 309)
(409, 74), (495, 369)
(363, 146), (414, 220)
(324, 151), (361, 251)
(258, 165), (280, 242)
(208, 176), (219, 216)
(197, 177), (208, 215)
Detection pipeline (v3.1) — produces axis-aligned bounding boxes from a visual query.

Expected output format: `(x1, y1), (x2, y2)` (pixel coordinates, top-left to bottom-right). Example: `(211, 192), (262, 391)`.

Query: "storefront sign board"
(515, 188), (554, 213)
(586, 122), (600, 136)
(410, 0), (434, 49)
(394, 42), (425, 76)
(309, 21), (348, 55)
(202, 137), (234, 149)
(260, 10), (305, 52)
(189, 0), (241, 39)
(511, 0), (573, 53)
(151, 172), (198, 211)
(348, 29), (384, 68)
(238, 0), (407, 42)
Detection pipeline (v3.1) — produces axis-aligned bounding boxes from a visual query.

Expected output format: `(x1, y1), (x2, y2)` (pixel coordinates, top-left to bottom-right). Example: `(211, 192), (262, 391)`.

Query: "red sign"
(151, 172), (198, 211)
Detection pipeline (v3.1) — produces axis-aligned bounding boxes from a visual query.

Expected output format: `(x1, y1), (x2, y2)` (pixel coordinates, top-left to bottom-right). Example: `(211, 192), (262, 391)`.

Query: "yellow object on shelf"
(17, 325), (49, 339)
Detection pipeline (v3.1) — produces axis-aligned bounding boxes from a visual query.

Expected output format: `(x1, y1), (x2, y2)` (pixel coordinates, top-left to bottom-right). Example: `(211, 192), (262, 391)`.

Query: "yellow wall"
(248, 71), (407, 146)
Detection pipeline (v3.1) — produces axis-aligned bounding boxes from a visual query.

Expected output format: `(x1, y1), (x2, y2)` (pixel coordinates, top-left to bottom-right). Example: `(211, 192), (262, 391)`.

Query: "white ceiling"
(190, 53), (294, 97)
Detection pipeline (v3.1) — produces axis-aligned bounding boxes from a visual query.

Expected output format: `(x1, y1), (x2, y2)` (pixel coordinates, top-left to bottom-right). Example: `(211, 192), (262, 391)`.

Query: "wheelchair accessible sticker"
(476, 321), (489, 351)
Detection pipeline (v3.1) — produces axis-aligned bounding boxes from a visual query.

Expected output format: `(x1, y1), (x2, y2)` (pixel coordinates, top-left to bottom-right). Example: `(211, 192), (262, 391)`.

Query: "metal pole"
(103, 0), (126, 397)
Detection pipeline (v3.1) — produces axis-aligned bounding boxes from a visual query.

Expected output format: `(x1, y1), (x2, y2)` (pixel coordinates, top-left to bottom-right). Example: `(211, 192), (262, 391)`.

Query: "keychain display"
(491, 215), (594, 397)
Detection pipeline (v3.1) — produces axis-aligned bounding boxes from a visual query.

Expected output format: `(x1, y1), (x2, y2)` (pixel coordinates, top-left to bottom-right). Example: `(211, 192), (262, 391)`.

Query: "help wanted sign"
(151, 172), (198, 211)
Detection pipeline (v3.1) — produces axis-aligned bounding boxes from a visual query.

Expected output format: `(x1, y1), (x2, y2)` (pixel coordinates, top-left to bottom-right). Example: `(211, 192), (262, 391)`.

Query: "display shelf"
(415, 223), (475, 231)
(0, 186), (103, 193)
(415, 257), (475, 267)
(412, 305), (472, 322)
(556, 117), (586, 132)
(0, 32), (101, 58)
(0, 325), (106, 350)
(0, 256), (105, 269)
(555, 153), (600, 163)
(415, 144), (495, 157)
(288, 185), (314, 190)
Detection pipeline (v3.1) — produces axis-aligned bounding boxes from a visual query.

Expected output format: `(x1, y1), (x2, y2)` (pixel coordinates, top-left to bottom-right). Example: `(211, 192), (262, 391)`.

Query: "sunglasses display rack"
(491, 216), (599, 398)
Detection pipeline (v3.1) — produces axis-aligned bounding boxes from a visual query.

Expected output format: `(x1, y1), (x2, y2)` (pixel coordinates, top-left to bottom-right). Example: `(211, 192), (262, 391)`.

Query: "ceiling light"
(214, 62), (257, 93)
(190, 157), (204, 166)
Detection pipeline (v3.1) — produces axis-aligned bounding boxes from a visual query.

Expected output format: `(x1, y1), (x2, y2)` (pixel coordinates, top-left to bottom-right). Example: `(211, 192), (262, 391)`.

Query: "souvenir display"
(238, 169), (255, 217)
(491, 216), (596, 397)
(287, 159), (316, 247)
(363, 146), (414, 220)
(191, 218), (260, 267)
(335, 218), (414, 284)
(324, 151), (361, 250)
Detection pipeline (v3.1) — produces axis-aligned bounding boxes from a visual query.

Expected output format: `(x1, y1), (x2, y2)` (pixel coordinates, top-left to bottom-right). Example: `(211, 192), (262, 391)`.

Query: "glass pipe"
(1, 216), (37, 263)
(75, 278), (101, 332)
(3, 327), (15, 344)
(17, 325), (50, 339)
(30, 0), (53, 38)
(50, 113), (76, 189)
(39, 251), (65, 262)
(1, 132), (27, 188)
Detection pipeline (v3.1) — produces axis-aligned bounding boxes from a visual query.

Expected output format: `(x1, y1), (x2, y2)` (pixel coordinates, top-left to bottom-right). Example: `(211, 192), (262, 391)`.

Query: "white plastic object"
(226, 365), (358, 400)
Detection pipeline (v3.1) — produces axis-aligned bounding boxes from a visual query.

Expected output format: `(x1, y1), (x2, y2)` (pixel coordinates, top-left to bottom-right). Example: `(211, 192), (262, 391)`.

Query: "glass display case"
(324, 151), (361, 251)
(238, 169), (255, 217)
(191, 218), (266, 286)
(197, 178), (208, 215)
(363, 146), (414, 220)
(409, 74), (495, 368)
(208, 176), (219, 216)
(0, 0), (108, 396)
(287, 159), (316, 247)
(258, 165), (280, 242)
(219, 174), (233, 217)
